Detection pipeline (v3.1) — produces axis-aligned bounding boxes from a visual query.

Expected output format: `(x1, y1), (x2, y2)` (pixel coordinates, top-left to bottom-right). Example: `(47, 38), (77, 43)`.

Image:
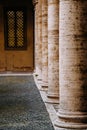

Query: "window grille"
(4, 7), (27, 50)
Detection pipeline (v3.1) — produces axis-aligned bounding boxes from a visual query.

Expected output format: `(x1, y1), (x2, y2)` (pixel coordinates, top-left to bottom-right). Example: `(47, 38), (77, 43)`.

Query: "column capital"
(33, 0), (38, 6)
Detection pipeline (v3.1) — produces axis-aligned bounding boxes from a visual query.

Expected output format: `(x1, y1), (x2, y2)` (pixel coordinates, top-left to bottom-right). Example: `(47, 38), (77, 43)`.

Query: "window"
(4, 7), (27, 50)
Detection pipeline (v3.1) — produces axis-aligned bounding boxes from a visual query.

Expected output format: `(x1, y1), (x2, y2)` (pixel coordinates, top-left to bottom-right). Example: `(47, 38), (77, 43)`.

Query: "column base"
(39, 86), (48, 91)
(47, 92), (58, 98)
(45, 96), (59, 104)
(41, 82), (48, 91)
(35, 67), (42, 80)
(34, 73), (42, 80)
(34, 75), (42, 81)
(55, 111), (87, 129)
(42, 82), (48, 88)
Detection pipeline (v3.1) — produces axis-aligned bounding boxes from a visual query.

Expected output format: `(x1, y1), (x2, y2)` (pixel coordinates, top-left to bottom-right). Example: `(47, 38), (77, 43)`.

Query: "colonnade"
(33, 0), (87, 129)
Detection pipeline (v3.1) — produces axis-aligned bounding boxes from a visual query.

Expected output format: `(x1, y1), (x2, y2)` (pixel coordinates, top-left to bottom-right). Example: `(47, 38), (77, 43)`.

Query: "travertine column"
(37, 0), (42, 80)
(55, 0), (87, 128)
(46, 0), (59, 103)
(33, 0), (38, 74)
(42, 0), (48, 88)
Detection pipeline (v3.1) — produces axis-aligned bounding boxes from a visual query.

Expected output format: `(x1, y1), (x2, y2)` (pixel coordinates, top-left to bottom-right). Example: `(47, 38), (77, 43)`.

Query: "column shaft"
(34, 1), (39, 74)
(42, 0), (48, 87)
(37, 0), (42, 80)
(56, 0), (87, 128)
(47, 0), (59, 99)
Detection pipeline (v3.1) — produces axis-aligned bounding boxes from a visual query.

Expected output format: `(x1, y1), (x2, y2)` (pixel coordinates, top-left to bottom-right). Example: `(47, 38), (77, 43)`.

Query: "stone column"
(33, 0), (39, 75)
(37, 0), (42, 80)
(55, 0), (87, 129)
(46, 0), (59, 103)
(41, 0), (48, 88)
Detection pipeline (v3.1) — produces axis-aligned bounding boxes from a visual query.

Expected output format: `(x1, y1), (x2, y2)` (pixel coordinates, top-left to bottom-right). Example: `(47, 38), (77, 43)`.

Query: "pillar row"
(46, 0), (59, 103)
(41, 0), (48, 88)
(55, 0), (87, 129)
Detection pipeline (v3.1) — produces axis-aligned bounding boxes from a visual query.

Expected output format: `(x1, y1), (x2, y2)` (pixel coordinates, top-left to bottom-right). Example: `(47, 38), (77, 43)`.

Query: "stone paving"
(0, 73), (87, 130)
(0, 75), (54, 130)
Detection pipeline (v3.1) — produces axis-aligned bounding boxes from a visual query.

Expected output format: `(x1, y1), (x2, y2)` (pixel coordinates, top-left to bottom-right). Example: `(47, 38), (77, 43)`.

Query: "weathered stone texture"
(34, 0), (42, 78)
(56, 0), (87, 129)
(37, 0), (42, 78)
(33, 0), (39, 74)
(42, 0), (48, 86)
(47, 0), (59, 97)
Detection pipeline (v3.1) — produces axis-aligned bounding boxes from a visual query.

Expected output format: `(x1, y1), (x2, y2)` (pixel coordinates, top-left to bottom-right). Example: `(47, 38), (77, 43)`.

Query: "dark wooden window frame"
(4, 6), (27, 50)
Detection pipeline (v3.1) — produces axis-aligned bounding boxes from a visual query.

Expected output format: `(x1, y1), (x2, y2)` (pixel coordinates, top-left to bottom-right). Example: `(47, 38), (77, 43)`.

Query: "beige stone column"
(46, 0), (59, 103)
(41, 0), (48, 88)
(55, 0), (87, 129)
(33, 0), (38, 74)
(37, 0), (42, 80)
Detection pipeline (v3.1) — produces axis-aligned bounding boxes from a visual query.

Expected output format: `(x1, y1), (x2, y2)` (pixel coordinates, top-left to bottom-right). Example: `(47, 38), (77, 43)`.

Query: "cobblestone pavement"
(0, 75), (54, 130)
